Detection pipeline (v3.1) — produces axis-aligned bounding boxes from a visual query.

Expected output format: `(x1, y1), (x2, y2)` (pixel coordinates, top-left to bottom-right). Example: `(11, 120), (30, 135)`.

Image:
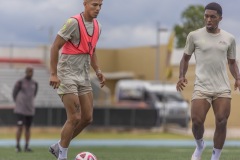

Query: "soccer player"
(48, 0), (105, 160)
(176, 2), (240, 160)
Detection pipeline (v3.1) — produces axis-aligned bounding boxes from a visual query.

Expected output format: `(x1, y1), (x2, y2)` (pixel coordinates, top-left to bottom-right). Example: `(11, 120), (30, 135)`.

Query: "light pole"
(37, 26), (54, 65)
(155, 22), (167, 81)
(155, 22), (168, 132)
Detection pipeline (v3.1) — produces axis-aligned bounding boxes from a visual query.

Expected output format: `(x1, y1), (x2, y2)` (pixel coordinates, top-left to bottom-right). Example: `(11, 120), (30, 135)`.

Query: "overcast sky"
(1, 0), (240, 48)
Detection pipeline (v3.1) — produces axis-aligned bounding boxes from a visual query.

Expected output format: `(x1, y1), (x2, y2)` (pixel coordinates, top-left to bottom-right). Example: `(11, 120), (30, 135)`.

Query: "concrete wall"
(96, 46), (168, 80)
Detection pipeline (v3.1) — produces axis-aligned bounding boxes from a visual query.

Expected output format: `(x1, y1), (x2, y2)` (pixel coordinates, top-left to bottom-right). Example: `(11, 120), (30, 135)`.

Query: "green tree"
(174, 5), (205, 48)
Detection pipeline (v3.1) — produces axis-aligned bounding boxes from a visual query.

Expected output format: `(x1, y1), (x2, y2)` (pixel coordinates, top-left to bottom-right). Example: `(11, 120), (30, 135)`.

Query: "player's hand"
(49, 75), (61, 89)
(176, 77), (188, 92)
(234, 79), (240, 91)
(96, 72), (105, 88)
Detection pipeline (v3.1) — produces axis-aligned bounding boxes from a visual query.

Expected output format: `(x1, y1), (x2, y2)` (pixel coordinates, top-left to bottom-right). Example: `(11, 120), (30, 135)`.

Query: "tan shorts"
(192, 90), (231, 104)
(57, 83), (92, 97)
(57, 54), (92, 98)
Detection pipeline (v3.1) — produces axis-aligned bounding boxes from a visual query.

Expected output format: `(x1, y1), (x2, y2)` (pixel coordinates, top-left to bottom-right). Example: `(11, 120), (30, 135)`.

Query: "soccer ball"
(75, 151), (97, 160)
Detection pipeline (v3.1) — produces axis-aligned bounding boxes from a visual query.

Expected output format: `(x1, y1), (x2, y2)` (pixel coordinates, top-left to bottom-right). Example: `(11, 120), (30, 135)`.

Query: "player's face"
(84, 0), (103, 19)
(204, 9), (222, 32)
(25, 68), (33, 79)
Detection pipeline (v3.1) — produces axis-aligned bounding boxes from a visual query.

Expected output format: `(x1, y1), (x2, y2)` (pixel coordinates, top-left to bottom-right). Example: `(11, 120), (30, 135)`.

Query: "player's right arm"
(49, 18), (76, 89)
(176, 32), (194, 92)
(12, 80), (21, 102)
(176, 53), (191, 91)
(49, 35), (66, 89)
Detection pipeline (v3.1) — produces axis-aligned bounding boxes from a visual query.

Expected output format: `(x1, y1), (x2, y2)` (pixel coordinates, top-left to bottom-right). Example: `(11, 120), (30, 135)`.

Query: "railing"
(0, 107), (161, 128)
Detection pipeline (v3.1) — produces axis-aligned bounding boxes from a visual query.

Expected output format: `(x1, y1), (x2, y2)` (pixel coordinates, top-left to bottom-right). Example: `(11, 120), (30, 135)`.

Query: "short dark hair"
(205, 2), (222, 16)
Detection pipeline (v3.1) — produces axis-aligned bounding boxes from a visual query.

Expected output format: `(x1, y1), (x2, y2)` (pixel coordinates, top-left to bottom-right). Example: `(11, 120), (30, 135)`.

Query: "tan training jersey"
(56, 15), (101, 87)
(58, 15), (101, 46)
(184, 27), (236, 93)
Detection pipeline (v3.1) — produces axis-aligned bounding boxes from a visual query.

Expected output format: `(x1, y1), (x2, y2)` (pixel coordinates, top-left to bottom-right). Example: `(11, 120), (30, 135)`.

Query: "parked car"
(114, 79), (190, 127)
(114, 80), (149, 109)
(145, 81), (190, 127)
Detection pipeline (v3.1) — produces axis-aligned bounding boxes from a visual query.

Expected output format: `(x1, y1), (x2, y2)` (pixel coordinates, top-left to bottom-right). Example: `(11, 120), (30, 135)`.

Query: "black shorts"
(15, 114), (33, 127)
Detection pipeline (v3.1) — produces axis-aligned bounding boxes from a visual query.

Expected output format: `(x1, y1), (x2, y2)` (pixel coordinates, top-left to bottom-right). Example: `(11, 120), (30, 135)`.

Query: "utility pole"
(155, 22), (167, 81)
(155, 22), (168, 132)
(155, 22), (160, 81)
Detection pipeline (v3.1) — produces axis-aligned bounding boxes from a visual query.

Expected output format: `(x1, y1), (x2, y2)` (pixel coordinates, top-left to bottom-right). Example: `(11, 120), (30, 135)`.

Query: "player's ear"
(219, 15), (222, 21)
(83, 0), (87, 7)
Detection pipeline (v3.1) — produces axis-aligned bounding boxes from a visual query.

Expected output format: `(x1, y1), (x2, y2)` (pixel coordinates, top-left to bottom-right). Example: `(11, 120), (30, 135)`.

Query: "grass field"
(1, 127), (239, 159)
(0, 146), (239, 160)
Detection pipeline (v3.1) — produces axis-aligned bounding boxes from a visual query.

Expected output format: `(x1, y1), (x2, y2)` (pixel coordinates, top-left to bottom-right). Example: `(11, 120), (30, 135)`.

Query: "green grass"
(1, 127), (239, 159)
(0, 146), (239, 160)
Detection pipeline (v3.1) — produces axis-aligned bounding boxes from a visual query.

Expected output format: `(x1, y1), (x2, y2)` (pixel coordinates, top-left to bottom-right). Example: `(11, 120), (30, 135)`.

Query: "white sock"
(211, 148), (222, 160)
(193, 138), (205, 157)
(58, 142), (68, 159)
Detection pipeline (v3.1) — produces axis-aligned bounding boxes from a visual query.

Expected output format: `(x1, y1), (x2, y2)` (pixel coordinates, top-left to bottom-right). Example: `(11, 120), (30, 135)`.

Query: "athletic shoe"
(57, 158), (67, 160)
(191, 143), (206, 160)
(16, 146), (21, 152)
(24, 147), (33, 152)
(191, 155), (201, 160)
(49, 143), (59, 158)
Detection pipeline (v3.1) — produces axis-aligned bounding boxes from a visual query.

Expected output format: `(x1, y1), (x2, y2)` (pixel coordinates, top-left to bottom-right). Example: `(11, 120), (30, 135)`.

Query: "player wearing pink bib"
(61, 14), (99, 56)
(49, 0), (105, 160)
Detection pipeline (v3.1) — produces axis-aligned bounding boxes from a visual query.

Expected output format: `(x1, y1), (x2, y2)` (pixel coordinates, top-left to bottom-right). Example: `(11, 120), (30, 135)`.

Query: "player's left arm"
(91, 49), (105, 88)
(228, 37), (240, 90)
(228, 58), (240, 91)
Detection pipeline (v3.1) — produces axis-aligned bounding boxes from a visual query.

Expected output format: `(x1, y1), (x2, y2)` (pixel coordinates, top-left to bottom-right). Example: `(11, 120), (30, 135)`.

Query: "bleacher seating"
(0, 67), (63, 108)
(0, 66), (111, 108)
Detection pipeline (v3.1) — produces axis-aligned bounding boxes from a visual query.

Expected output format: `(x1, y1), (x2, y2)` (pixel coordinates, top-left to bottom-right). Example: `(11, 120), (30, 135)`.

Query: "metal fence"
(0, 107), (160, 128)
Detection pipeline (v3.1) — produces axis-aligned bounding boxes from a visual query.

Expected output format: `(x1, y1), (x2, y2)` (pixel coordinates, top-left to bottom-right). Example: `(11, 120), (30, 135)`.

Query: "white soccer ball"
(75, 151), (97, 160)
